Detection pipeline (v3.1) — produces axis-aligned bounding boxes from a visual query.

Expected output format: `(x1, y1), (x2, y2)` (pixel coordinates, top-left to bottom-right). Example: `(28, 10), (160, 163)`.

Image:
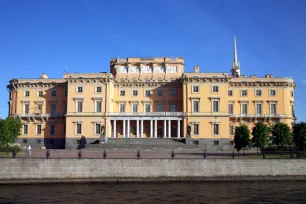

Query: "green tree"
(271, 122), (292, 155)
(234, 125), (251, 154)
(293, 122), (306, 152)
(0, 118), (22, 147)
(252, 122), (270, 155)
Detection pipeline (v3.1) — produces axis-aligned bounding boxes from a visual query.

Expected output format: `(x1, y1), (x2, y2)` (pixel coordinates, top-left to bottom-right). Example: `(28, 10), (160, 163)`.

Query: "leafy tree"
(0, 118), (22, 147)
(271, 122), (292, 155)
(252, 122), (270, 155)
(234, 125), (251, 154)
(293, 122), (306, 152)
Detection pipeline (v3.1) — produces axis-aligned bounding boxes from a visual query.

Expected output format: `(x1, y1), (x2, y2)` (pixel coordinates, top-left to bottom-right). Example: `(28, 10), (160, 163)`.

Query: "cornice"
(67, 78), (111, 84)
(229, 81), (296, 88)
(181, 77), (230, 84)
(113, 79), (181, 88)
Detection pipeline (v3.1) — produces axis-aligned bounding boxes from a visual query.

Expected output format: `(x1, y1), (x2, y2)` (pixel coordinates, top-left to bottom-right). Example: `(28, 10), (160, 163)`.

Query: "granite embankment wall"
(1, 159), (306, 182)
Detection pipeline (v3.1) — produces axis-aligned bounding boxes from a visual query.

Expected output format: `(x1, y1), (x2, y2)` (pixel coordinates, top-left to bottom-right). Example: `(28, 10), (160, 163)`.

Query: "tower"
(231, 36), (240, 77)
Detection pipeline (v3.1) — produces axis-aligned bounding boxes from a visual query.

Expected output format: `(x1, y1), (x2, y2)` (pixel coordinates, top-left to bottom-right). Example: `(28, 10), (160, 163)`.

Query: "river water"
(0, 181), (306, 204)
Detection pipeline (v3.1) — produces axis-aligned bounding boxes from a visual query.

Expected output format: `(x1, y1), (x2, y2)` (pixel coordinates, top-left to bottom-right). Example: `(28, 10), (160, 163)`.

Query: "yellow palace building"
(7, 38), (296, 150)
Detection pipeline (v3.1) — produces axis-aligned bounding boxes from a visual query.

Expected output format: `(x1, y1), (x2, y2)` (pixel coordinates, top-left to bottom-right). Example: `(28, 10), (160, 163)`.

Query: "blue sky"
(0, 0), (305, 121)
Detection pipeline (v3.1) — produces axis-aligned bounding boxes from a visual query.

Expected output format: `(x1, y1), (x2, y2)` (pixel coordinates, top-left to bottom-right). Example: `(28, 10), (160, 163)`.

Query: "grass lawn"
(239, 154), (294, 159)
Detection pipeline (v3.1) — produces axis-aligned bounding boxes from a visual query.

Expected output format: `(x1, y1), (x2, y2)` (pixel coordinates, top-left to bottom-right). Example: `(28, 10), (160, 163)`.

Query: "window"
(132, 90), (138, 96)
(170, 104), (176, 112)
(96, 101), (102, 112)
(120, 104), (125, 112)
(193, 86), (199, 93)
(291, 91), (294, 97)
(242, 104), (248, 114)
(96, 86), (102, 93)
(38, 91), (43, 97)
(37, 124), (42, 135)
(145, 104), (151, 112)
(255, 90), (262, 96)
(76, 123), (82, 135)
(256, 104), (262, 115)
(213, 124), (219, 135)
(170, 88), (176, 96)
(51, 90), (57, 97)
(229, 125), (234, 135)
(270, 90), (276, 96)
(95, 124), (101, 135)
(77, 87), (83, 93)
(193, 124), (199, 135)
(51, 104), (56, 116)
(25, 91), (30, 97)
(157, 89), (164, 96)
(212, 101), (219, 112)
(270, 103), (277, 115)
(132, 104), (138, 112)
(193, 101), (199, 112)
(228, 90), (233, 96)
(214, 140), (219, 145)
(77, 101), (83, 112)
(50, 125), (55, 135)
(24, 104), (30, 114)
(23, 124), (28, 135)
(292, 104), (295, 116)
(241, 90), (248, 96)
(228, 104), (233, 114)
(212, 86), (219, 93)
(120, 90), (126, 96)
(157, 104), (164, 112)
(145, 90), (151, 97)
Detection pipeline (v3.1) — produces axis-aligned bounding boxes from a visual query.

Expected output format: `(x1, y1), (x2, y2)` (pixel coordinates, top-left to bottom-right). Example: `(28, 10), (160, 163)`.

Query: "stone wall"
(0, 159), (306, 181)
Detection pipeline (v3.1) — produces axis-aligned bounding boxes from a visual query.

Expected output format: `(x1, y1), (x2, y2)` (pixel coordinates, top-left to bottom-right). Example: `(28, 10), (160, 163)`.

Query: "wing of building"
(7, 38), (296, 150)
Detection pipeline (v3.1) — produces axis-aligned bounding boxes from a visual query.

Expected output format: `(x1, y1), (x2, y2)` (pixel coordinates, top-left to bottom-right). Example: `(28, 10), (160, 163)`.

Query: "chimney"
(194, 66), (200, 73)
(40, 73), (48, 79)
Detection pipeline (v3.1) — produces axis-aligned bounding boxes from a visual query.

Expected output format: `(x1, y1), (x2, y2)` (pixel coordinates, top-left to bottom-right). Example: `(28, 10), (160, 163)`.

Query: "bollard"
(232, 150), (235, 159)
(78, 150), (82, 159)
(46, 149), (50, 159)
(12, 150), (16, 158)
(203, 150), (206, 159)
(103, 149), (107, 159)
(137, 150), (140, 159)
(171, 149), (175, 159)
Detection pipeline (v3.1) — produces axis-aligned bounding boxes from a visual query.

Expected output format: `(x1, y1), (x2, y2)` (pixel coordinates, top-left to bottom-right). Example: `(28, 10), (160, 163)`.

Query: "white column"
(154, 120), (157, 138)
(141, 120), (144, 138)
(168, 120), (171, 138)
(177, 120), (180, 138)
(136, 120), (139, 138)
(150, 120), (153, 138)
(113, 120), (116, 138)
(123, 120), (126, 138)
(163, 120), (167, 138)
(127, 120), (130, 138)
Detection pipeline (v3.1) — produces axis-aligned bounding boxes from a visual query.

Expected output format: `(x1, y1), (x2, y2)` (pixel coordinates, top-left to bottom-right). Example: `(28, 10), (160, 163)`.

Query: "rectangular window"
(120, 90), (126, 96)
(213, 101), (219, 112)
(256, 104), (262, 115)
(24, 104), (29, 114)
(132, 104), (138, 112)
(76, 124), (82, 135)
(194, 124), (199, 135)
(132, 90), (138, 96)
(145, 90), (151, 97)
(96, 124), (101, 135)
(50, 125), (55, 135)
(77, 101), (83, 112)
(242, 104), (248, 114)
(96, 101), (102, 112)
(291, 91), (294, 97)
(51, 104), (56, 116)
(214, 140), (219, 145)
(145, 104), (151, 112)
(170, 104), (176, 112)
(77, 87), (83, 93)
(157, 89), (164, 96)
(96, 86), (102, 93)
(228, 90), (233, 96)
(25, 91), (30, 97)
(241, 90), (248, 96)
(270, 90), (276, 96)
(193, 101), (199, 112)
(170, 88), (176, 96)
(193, 86), (199, 93)
(212, 86), (219, 93)
(255, 90), (262, 96)
(23, 124), (28, 135)
(213, 124), (219, 135)
(120, 104), (125, 112)
(37, 124), (42, 135)
(157, 104), (164, 112)
(228, 104), (233, 114)
(51, 90), (57, 97)
(229, 125), (234, 135)
(270, 104), (277, 115)
(38, 91), (43, 97)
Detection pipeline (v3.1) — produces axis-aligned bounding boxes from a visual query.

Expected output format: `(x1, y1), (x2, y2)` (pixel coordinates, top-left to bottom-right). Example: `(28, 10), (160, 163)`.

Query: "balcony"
(107, 112), (184, 117)
(14, 113), (50, 118)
